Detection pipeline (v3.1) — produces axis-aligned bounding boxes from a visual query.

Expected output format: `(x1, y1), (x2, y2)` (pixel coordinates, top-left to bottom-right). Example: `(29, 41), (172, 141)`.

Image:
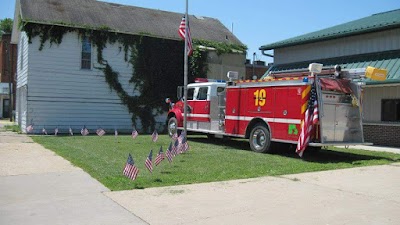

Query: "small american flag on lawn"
(171, 132), (178, 141)
(42, 127), (48, 135)
(151, 130), (158, 142)
(123, 153), (139, 181)
(54, 127), (59, 136)
(96, 128), (106, 136)
(81, 126), (89, 136)
(132, 129), (138, 139)
(69, 127), (74, 136)
(145, 149), (153, 173)
(26, 125), (33, 133)
(166, 143), (173, 163)
(180, 135), (189, 153)
(155, 146), (165, 166)
(172, 139), (179, 156)
(178, 131), (185, 144)
(114, 129), (118, 137)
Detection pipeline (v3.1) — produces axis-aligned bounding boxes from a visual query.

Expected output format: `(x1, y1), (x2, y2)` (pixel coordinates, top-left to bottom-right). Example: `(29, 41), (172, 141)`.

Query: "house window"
(381, 99), (400, 122)
(81, 37), (92, 69)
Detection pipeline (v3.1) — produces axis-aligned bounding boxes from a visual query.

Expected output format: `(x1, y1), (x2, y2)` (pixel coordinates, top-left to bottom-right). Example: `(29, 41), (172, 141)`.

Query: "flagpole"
(183, 0), (189, 134)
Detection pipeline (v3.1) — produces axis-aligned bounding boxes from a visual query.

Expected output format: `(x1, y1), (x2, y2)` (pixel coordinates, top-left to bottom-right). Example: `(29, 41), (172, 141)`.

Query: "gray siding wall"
(207, 52), (246, 80)
(275, 28), (400, 64)
(16, 32), (29, 130)
(23, 31), (147, 133)
(362, 85), (400, 122)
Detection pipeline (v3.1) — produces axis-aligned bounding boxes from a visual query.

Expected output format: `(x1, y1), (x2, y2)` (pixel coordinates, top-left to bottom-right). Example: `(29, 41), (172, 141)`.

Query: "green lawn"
(32, 134), (400, 191)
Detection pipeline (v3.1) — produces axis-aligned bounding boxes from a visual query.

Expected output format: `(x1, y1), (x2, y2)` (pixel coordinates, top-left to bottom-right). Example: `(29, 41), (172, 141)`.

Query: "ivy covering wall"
(21, 22), (247, 132)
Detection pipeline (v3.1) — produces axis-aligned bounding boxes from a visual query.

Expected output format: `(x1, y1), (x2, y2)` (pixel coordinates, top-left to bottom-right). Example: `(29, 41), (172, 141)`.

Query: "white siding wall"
(16, 32), (29, 130)
(275, 28), (400, 64)
(25, 32), (140, 133)
(363, 85), (400, 122)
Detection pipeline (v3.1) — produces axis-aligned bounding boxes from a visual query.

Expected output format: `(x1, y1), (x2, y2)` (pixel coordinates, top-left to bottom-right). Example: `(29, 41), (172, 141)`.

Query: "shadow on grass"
(188, 136), (399, 164)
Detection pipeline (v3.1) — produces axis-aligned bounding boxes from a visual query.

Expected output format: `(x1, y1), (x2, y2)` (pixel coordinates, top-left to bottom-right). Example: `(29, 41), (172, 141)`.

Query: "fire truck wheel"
(167, 117), (178, 137)
(249, 123), (271, 153)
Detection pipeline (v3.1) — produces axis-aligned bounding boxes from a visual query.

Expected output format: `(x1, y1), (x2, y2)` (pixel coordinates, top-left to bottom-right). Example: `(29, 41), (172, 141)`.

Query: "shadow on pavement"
(188, 135), (400, 164)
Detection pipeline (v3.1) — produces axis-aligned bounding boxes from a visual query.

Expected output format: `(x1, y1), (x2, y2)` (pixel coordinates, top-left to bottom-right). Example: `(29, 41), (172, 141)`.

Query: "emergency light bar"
(194, 78), (225, 83)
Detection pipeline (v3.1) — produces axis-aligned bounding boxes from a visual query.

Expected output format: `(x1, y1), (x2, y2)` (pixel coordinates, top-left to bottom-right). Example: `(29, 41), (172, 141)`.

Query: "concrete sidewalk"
(106, 164), (400, 225)
(1, 125), (400, 225)
(0, 131), (147, 225)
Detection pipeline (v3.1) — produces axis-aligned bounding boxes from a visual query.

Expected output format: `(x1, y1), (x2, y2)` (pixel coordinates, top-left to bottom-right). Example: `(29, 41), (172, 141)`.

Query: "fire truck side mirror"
(227, 71), (239, 81)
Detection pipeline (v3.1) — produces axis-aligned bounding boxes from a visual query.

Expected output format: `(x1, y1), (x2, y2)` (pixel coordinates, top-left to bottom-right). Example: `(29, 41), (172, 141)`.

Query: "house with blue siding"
(260, 9), (400, 147)
(11, 0), (245, 134)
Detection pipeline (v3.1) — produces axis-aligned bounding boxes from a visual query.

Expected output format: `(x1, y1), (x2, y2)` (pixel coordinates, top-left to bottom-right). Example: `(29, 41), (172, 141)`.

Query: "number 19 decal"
(254, 89), (266, 106)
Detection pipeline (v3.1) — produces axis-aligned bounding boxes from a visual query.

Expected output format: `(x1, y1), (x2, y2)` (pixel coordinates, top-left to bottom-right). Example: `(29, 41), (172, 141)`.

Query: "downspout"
(261, 49), (274, 58)
(261, 49), (274, 77)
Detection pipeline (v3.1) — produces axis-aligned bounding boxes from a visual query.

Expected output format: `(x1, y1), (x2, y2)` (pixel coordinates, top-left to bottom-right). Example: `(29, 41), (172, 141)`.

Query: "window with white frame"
(81, 37), (92, 69)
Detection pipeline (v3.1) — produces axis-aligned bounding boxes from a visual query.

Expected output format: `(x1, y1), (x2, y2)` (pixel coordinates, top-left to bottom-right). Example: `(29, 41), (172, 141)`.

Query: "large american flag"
(26, 124), (33, 133)
(178, 16), (193, 56)
(296, 82), (319, 157)
(145, 149), (153, 173)
(166, 143), (173, 163)
(151, 130), (158, 142)
(132, 129), (138, 139)
(96, 128), (106, 136)
(81, 126), (89, 136)
(155, 146), (165, 166)
(123, 153), (139, 180)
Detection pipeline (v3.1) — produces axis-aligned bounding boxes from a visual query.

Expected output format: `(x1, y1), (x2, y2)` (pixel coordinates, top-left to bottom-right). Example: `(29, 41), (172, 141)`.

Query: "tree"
(0, 18), (13, 34)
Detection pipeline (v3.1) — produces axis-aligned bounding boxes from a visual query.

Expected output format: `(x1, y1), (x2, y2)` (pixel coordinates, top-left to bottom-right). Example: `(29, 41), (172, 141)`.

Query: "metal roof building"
(260, 9), (400, 147)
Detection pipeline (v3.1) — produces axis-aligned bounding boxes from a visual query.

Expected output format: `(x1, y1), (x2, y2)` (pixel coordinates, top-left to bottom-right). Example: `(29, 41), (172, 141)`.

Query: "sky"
(1, 0), (399, 63)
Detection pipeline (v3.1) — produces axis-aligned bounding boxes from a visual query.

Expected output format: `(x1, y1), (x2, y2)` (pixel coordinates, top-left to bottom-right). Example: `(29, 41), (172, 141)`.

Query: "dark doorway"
(2, 99), (10, 118)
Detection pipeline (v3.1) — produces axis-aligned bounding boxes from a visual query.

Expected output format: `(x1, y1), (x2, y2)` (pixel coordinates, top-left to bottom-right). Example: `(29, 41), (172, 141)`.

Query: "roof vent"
(194, 15), (204, 20)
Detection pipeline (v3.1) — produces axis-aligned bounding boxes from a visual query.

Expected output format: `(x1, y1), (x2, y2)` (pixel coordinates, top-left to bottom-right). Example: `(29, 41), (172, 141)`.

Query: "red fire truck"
(166, 63), (384, 153)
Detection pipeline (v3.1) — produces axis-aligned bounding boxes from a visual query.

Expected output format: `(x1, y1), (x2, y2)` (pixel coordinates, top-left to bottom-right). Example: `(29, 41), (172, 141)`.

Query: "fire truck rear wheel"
(249, 123), (271, 153)
(167, 117), (178, 137)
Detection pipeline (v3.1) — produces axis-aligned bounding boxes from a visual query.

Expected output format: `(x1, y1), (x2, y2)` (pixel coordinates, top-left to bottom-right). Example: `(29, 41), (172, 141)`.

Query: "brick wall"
(363, 124), (400, 147)
(245, 64), (269, 80)
(0, 34), (18, 112)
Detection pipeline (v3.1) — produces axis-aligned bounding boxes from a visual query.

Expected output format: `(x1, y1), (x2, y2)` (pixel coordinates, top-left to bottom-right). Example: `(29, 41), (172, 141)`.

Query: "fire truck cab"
(166, 63), (386, 154)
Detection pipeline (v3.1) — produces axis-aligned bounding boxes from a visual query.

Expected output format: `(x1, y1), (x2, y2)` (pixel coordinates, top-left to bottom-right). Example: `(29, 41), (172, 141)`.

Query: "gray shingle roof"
(19, 0), (242, 45)
(260, 9), (400, 50)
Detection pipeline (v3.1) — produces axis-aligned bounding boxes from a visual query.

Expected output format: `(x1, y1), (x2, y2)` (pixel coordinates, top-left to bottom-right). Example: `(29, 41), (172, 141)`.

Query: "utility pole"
(252, 52), (256, 79)
(183, 0), (189, 134)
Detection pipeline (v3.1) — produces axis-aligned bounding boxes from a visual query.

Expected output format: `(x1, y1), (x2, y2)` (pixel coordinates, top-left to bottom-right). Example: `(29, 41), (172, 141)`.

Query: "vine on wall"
(21, 22), (247, 131)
